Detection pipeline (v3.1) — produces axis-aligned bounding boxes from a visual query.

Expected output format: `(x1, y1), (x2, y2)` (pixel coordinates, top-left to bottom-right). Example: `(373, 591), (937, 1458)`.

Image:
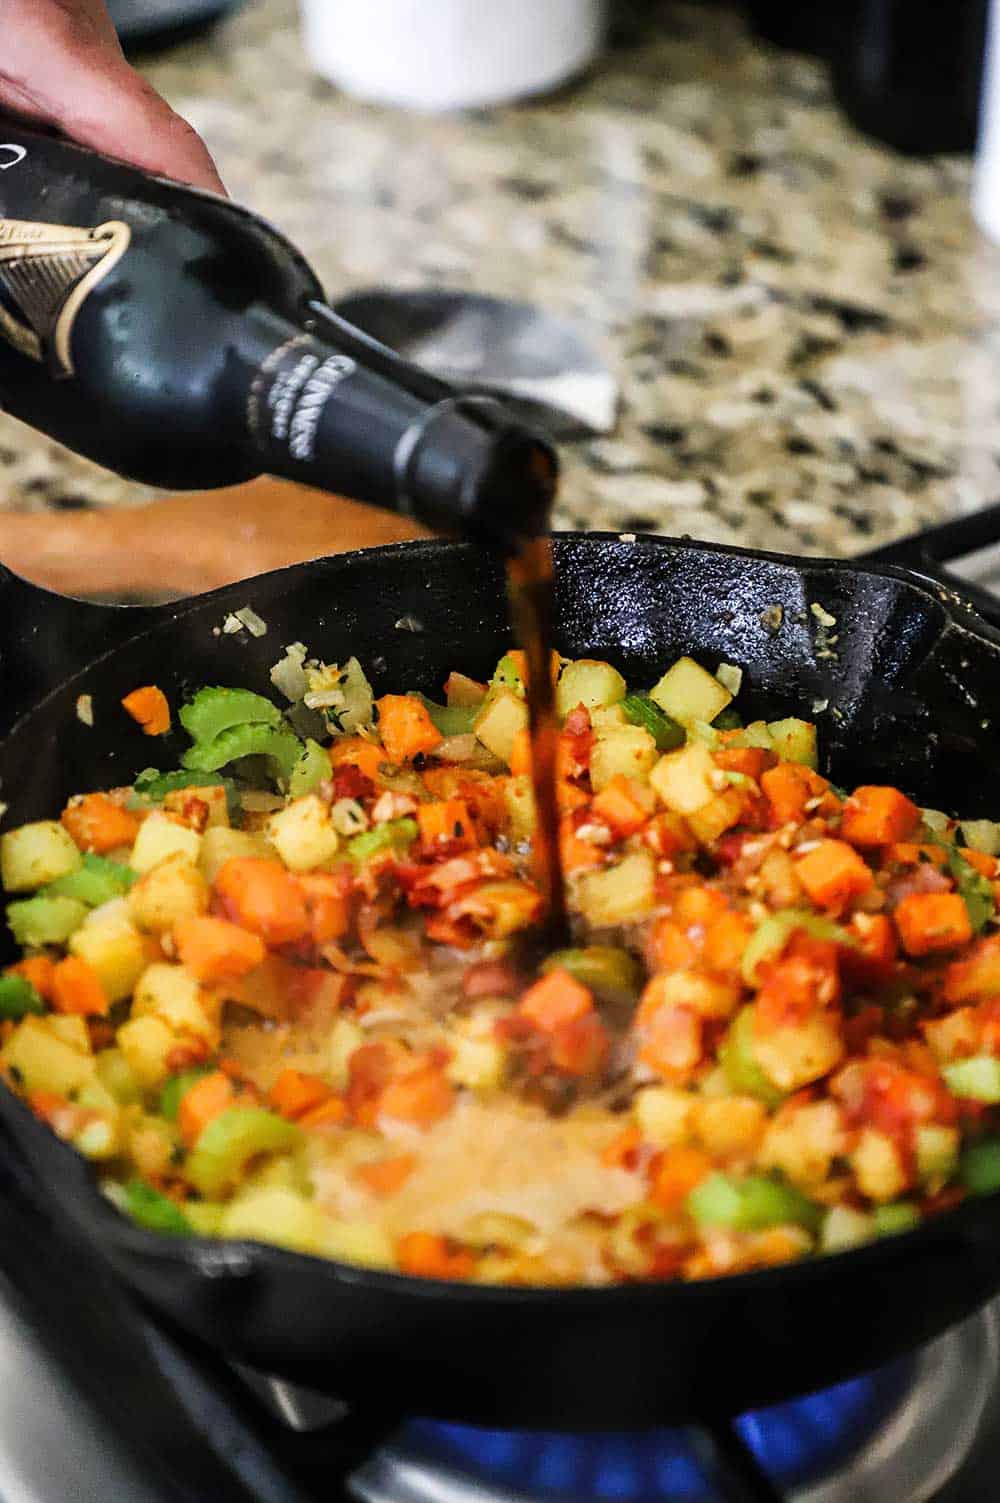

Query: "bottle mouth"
(395, 394), (558, 554)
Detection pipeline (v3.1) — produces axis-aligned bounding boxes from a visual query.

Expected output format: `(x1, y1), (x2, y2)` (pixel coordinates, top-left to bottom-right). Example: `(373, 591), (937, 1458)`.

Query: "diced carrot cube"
(173, 915), (266, 984)
(377, 1061), (454, 1128)
(703, 910), (754, 977)
(121, 685), (171, 736)
(559, 816), (605, 874)
(894, 893), (973, 957)
(713, 747), (777, 781)
(885, 842), (949, 869)
(601, 1125), (643, 1170)
(549, 1012), (610, 1076)
(840, 786), (920, 847)
(375, 695), (442, 764)
(648, 917), (699, 971)
(396, 1232), (475, 1280)
(642, 812), (697, 859)
(557, 781), (590, 814)
(672, 885), (729, 930)
(268, 1068), (334, 1120)
(50, 956), (109, 1017)
(943, 935), (1000, 1003)
(638, 1004), (703, 1081)
(649, 1145), (713, 1210)
(519, 968), (594, 1031)
(178, 1070), (235, 1146)
(417, 798), (476, 852)
(591, 775), (652, 839)
(297, 1096), (349, 1129)
(296, 872), (352, 945)
(842, 912), (898, 985)
(328, 737), (386, 782)
(62, 793), (140, 854)
(214, 858), (309, 947)
(760, 763), (829, 824)
(795, 839), (873, 912)
(357, 1154), (416, 1195)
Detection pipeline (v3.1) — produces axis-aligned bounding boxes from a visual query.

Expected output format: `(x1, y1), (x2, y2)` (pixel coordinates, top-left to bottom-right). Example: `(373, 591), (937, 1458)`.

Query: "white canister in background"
(299, 0), (608, 112)
(975, 0), (1000, 239)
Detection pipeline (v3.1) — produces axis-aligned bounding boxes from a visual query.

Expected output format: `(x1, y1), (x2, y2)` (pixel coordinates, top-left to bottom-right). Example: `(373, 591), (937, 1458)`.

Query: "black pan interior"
(2, 532), (1000, 1427)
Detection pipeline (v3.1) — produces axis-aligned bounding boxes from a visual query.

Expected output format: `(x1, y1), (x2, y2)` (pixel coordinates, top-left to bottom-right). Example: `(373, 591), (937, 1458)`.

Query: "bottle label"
(0, 218), (131, 377)
(248, 334), (357, 463)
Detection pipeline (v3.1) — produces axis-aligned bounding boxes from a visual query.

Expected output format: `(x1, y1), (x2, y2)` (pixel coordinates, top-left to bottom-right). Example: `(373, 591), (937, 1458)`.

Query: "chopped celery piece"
(687, 1173), (820, 1232)
(186, 1107), (300, 1197)
(182, 724), (303, 784)
(289, 738), (330, 798)
(347, 818), (419, 865)
(961, 1138), (1000, 1195)
(947, 849), (995, 933)
(943, 1055), (1000, 1103)
(719, 1006), (785, 1108)
(0, 974), (45, 1020)
(712, 708), (744, 731)
(46, 853), (136, 907)
(821, 1205), (875, 1253)
(621, 693), (685, 752)
(491, 654), (524, 695)
(961, 819), (1000, 857)
(741, 909), (853, 985)
(542, 946), (643, 1003)
(873, 1202), (921, 1237)
(122, 1179), (192, 1237)
(7, 895), (87, 948)
(413, 696), (478, 738)
(179, 687), (281, 743)
(159, 1066), (214, 1122)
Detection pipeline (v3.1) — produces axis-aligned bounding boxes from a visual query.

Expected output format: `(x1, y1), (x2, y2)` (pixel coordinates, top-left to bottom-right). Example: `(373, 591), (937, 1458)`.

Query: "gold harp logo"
(0, 218), (131, 378)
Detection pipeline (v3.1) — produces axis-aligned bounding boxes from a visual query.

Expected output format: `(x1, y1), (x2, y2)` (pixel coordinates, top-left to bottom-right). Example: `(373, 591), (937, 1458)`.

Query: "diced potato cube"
(95, 1048), (144, 1105)
(74, 1115), (121, 1161)
(163, 785), (230, 829)
(503, 775), (535, 841)
(589, 727), (657, 792)
(914, 1123), (960, 1185)
(733, 721), (775, 751)
(128, 854), (208, 934)
(267, 795), (341, 872)
(759, 1101), (844, 1189)
(591, 705), (629, 735)
(69, 913), (148, 1003)
(821, 1205), (875, 1253)
(852, 1127), (907, 1203)
(116, 1015), (175, 1089)
(3, 1017), (95, 1096)
(132, 963), (220, 1049)
(634, 1086), (696, 1148)
(752, 1015), (844, 1094)
(44, 1015), (91, 1053)
(199, 827), (276, 885)
(321, 1219), (395, 1269)
(446, 1028), (507, 1091)
(687, 787), (747, 846)
(130, 811), (202, 874)
(577, 852), (655, 928)
(1, 821), (82, 892)
(767, 717), (818, 769)
(691, 1096), (767, 1160)
(555, 660), (627, 719)
(650, 657), (732, 726)
(649, 741), (716, 815)
(328, 1016), (365, 1088)
(473, 689), (528, 765)
(126, 1110), (178, 1177)
(220, 1186), (327, 1254)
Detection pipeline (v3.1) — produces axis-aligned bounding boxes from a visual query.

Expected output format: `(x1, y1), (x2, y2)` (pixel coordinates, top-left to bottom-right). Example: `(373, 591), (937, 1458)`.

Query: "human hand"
(0, 0), (225, 193)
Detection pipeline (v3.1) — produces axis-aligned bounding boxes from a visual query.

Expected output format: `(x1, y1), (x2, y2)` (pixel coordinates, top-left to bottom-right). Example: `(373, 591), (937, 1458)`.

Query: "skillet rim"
(4, 527), (1000, 1308)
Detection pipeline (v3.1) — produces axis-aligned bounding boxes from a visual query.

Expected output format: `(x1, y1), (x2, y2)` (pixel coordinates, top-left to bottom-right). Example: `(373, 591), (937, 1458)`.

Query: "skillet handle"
(0, 561), (169, 737)
(860, 501), (1000, 632)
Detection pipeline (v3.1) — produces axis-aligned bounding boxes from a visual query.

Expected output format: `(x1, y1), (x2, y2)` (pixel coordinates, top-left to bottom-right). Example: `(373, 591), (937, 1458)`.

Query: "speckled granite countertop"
(4, 0), (1000, 556)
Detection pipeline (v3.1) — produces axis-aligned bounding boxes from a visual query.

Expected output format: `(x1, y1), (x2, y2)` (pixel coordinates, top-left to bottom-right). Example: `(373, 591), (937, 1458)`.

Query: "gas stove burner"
(341, 1305), (999, 1503)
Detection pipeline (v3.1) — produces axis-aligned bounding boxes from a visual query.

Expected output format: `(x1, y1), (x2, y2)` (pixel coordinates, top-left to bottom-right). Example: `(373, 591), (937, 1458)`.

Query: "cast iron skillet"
(2, 528), (1000, 1429)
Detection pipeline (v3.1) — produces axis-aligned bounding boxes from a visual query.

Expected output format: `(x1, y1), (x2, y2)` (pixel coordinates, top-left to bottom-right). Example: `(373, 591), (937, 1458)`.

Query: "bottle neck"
(228, 305), (557, 552)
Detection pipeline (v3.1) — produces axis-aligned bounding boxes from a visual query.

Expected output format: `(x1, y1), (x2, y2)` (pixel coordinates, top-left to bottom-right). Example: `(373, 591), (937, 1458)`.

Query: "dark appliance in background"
(106, 0), (242, 48)
(744, 0), (990, 155)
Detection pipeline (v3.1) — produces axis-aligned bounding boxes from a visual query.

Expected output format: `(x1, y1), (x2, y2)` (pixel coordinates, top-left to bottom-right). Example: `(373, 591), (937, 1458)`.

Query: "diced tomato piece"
(548, 1012), (610, 1077)
(756, 935), (840, 1032)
